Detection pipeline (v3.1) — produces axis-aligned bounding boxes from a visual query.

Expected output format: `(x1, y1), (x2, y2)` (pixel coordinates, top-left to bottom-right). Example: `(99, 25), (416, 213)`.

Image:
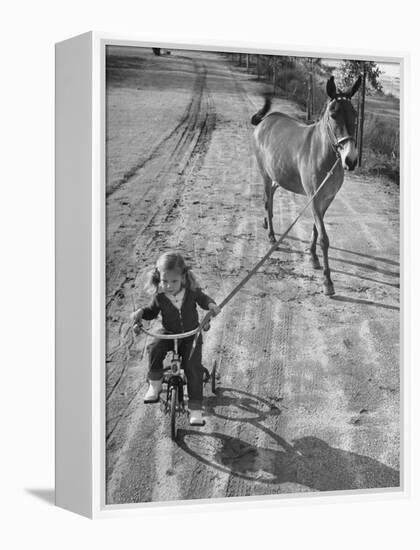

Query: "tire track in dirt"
(107, 388), (165, 503)
(106, 55), (217, 499)
(107, 61), (207, 198)
(106, 60), (214, 316)
(106, 60), (215, 294)
(220, 300), (289, 496)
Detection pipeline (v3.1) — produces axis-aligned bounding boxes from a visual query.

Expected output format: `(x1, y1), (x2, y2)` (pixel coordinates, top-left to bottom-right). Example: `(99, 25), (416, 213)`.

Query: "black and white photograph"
(105, 44), (401, 505)
(6, 0), (420, 544)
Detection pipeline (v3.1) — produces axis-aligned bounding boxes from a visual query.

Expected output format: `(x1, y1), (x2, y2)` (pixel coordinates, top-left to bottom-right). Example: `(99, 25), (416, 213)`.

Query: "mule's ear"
(326, 76), (337, 99)
(348, 75), (362, 97)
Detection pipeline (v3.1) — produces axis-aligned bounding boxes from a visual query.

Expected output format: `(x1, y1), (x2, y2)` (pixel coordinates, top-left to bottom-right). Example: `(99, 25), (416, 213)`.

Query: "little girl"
(131, 252), (220, 426)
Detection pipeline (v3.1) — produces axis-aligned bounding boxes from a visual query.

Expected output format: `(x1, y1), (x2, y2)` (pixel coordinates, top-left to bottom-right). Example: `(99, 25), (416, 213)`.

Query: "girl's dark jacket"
(141, 288), (214, 333)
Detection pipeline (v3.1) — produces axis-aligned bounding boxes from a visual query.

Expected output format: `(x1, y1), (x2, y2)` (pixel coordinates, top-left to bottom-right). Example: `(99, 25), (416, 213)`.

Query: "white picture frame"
(55, 31), (407, 518)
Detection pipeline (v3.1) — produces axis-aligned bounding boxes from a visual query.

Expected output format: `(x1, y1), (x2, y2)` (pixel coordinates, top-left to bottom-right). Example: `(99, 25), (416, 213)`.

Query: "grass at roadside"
(361, 110), (399, 183)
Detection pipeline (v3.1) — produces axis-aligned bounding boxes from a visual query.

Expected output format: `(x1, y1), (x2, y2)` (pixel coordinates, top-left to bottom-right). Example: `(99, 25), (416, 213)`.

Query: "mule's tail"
(251, 93), (272, 125)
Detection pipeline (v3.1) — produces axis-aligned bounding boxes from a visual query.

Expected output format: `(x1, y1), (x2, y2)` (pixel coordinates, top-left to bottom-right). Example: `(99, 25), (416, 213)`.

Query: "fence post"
(273, 59), (276, 92)
(306, 59), (313, 121)
(355, 78), (361, 147)
(357, 62), (367, 167)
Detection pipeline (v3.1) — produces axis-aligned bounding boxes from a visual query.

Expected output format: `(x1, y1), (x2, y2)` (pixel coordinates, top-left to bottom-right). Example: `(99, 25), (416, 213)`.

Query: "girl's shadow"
(177, 387), (400, 492)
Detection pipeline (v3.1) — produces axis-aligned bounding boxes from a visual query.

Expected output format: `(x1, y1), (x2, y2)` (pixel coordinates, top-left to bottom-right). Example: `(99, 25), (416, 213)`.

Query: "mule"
(251, 75), (361, 295)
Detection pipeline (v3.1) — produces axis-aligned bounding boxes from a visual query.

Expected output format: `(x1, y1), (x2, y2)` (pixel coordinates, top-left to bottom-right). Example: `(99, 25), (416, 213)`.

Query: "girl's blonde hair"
(144, 252), (200, 295)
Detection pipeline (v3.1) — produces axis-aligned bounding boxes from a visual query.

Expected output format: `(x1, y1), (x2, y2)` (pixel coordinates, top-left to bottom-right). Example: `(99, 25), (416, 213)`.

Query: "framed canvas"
(55, 32), (406, 518)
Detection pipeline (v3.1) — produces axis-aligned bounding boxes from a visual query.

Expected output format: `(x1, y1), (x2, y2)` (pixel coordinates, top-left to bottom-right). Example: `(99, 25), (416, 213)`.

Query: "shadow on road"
(205, 387), (282, 423)
(330, 295), (399, 311)
(331, 268), (399, 289)
(177, 430), (399, 491)
(176, 387), (400, 492)
(286, 235), (399, 267)
(275, 243), (399, 279)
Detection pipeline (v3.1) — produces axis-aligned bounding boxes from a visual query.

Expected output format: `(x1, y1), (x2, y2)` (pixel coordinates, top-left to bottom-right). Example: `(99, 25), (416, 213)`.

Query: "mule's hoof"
(323, 283), (335, 296)
(263, 217), (268, 229)
(311, 257), (321, 270)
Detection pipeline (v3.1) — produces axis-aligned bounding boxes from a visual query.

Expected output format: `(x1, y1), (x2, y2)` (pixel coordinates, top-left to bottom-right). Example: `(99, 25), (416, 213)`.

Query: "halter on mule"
(252, 75), (361, 295)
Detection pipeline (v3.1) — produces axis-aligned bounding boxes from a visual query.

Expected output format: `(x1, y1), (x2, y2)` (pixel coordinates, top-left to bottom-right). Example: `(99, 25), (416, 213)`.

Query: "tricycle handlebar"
(138, 326), (200, 340)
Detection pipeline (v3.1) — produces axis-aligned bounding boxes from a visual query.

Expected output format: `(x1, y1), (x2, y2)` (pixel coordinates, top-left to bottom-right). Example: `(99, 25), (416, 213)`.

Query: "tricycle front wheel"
(170, 388), (177, 440)
(211, 361), (217, 394)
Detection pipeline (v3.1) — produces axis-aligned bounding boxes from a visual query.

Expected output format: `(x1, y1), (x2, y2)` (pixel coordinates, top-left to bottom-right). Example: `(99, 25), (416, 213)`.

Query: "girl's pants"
(147, 330), (203, 409)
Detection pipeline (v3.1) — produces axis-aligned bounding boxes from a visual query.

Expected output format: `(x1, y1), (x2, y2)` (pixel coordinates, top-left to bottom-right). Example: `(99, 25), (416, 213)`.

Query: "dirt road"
(105, 48), (400, 504)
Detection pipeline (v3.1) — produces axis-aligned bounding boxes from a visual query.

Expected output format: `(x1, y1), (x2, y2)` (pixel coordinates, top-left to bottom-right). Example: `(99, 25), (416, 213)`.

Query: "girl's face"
(159, 269), (184, 295)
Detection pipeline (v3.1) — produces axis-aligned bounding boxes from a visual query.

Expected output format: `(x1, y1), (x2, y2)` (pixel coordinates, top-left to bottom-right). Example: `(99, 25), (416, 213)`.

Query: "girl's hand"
(131, 308), (144, 335)
(133, 322), (142, 336)
(208, 303), (221, 317)
(130, 308), (143, 324)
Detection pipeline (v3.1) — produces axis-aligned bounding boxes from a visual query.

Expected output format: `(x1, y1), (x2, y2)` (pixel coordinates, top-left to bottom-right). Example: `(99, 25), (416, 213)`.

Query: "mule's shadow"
(286, 235), (399, 268)
(275, 241), (399, 280)
(177, 387), (400, 492)
(263, 244), (400, 310)
(331, 268), (399, 289)
(330, 294), (399, 311)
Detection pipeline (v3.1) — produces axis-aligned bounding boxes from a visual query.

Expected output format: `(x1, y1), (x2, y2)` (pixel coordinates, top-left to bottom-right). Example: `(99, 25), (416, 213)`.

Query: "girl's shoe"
(144, 379), (162, 403)
(189, 409), (205, 426)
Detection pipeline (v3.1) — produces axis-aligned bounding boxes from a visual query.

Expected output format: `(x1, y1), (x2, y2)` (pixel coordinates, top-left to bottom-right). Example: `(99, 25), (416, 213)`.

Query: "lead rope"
(188, 156), (341, 360)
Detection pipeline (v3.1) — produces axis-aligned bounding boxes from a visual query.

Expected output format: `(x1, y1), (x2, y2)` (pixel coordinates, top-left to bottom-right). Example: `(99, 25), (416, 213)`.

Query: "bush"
(360, 151), (400, 184)
(363, 114), (399, 157)
(360, 113), (399, 183)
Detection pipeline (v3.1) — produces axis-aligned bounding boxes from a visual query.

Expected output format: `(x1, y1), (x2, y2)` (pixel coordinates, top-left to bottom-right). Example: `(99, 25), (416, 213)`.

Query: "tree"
(299, 57), (322, 120)
(336, 60), (382, 93)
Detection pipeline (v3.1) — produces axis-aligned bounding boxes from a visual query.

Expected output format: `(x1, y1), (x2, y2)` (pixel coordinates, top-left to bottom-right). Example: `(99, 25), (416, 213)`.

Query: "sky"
(377, 62), (400, 78)
(323, 58), (400, 79)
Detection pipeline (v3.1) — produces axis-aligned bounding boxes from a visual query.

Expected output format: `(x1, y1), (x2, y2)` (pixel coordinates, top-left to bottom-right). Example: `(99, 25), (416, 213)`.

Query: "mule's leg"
(262, 177), (277, 242)
(266, 181), (279, 242)
(262, 177), (270, 230)
(309, 224), (321, 269)
(312, 207), (334, 295)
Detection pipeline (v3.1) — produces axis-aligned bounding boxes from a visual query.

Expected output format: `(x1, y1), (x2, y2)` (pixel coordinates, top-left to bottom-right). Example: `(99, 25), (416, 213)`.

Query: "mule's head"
(325, 75), (361, 171)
